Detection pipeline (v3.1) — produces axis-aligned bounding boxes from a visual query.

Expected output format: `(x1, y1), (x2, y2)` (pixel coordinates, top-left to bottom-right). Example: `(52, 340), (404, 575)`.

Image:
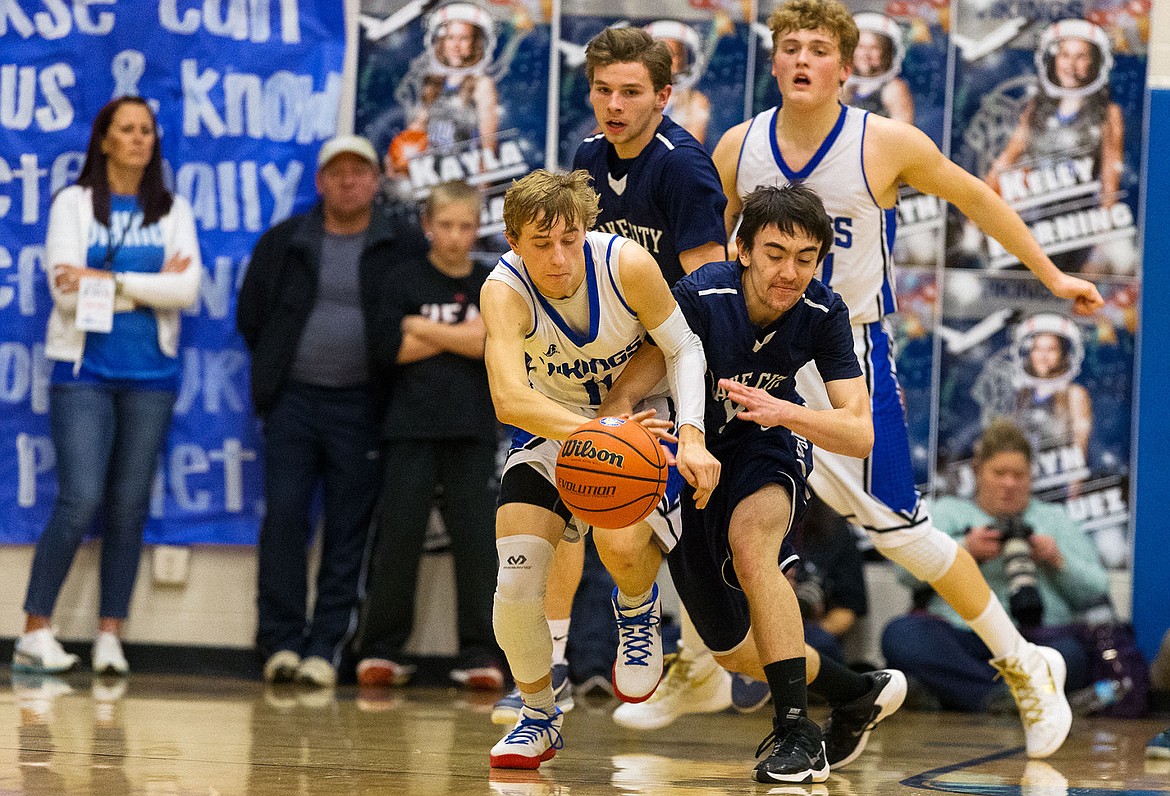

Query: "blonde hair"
(503, 169), (600, 241)
(424, 179), (480, 218)
(585, 26), (674, 93)
(768, 0), (859, 65)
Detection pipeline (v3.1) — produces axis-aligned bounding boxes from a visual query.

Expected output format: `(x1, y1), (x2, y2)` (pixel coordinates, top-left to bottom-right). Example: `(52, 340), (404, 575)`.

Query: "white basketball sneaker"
(489, 705), (564, 770)
(612, 648), (731, 730)
(610, 584), (663, 703)
(990, 642), (1071, 758)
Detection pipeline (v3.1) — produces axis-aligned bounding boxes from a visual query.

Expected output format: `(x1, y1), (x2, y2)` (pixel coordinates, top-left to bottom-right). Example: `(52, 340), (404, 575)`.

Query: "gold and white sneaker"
(612, 649), (731, 730)
(991, 642), (1071, 758)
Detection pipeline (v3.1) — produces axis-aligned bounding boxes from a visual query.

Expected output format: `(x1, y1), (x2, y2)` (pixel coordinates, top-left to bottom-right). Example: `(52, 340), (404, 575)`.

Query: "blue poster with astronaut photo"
(946, 0), (1148, 277)
(935, 272), (1136, 568)
(355, 0), (553, 243)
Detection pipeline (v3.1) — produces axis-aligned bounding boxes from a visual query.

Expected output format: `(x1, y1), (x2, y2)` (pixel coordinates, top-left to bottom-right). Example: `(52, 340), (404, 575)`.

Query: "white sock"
(968, 596), (1023, 659)
(522, 685), (556, 714)
(548, 619), (570, 665)
(617, 586), (654, 610)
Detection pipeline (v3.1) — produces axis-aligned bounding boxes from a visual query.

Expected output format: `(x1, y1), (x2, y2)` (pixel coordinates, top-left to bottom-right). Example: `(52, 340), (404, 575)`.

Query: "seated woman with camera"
(880, 418), (1108, 712)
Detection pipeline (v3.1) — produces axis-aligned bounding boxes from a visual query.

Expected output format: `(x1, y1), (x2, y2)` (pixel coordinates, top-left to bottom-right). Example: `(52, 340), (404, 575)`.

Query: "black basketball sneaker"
(753, 712), (830, 783)
(823, 668), (907, 769)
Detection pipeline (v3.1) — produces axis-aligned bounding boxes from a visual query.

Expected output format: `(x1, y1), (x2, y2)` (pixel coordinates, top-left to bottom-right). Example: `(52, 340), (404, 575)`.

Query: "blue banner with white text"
(0, 0), (346, 544)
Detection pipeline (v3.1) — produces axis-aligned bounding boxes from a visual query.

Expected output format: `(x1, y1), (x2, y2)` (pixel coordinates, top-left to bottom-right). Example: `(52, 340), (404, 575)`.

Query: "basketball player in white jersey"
(711, 0), (1104, 760)
(482, 169), (719, 769)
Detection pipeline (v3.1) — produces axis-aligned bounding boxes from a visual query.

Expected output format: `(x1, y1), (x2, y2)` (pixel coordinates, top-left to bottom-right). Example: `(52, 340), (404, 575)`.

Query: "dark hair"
(736, 183), (834, 261)
(76, 96), (173, 227)
(861, 30), (896, 72)
(1023, 331), (1071, 377)
(1043, 38), (1104, 91)
(585, 27), (674, 93)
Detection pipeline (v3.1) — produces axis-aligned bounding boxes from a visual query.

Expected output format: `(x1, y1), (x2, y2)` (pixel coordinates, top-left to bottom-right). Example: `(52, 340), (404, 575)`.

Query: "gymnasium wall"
(0, 1), (1165, 658)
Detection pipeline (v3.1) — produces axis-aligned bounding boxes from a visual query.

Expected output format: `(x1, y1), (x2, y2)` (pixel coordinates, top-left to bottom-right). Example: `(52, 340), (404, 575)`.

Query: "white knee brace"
(868, 525), (959, 583)
(494, 535), (556, 684)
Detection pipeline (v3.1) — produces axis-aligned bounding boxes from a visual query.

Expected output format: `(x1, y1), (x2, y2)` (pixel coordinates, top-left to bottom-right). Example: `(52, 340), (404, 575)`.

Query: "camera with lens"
(994, 516), (1044, 627)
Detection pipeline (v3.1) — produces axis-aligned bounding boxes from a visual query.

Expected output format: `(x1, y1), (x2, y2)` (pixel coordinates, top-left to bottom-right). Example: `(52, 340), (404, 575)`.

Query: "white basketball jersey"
(736, 104), (896, 324)
(488, 231), (651, 414)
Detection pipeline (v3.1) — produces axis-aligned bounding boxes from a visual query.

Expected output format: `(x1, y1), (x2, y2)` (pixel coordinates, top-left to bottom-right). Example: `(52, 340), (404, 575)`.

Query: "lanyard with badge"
(75, 207), (138, 333)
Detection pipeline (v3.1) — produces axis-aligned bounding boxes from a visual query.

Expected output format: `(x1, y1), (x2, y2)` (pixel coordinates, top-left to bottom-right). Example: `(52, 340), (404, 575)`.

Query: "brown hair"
(423, 180), (480, 218)
(76, 96), (173, 226)
(737, 182), (834, 263)
(768, 0), (859, 66)
(503, 169), (600, 241)
(585, 26), (674, 93)
(974, 417), (1033, 467)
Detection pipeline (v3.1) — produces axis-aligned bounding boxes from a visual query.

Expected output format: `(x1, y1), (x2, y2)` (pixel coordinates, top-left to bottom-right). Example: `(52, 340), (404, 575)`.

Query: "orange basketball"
(555, 417), (668, 530)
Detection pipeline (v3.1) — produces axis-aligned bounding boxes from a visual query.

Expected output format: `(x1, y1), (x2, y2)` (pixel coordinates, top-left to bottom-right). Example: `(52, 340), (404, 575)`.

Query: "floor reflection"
(0, 673), (1165, 795)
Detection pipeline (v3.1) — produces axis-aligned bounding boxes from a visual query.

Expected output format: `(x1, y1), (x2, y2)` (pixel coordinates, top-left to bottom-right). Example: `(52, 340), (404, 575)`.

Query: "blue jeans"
(882, 612), (1091, 711)
(805, 622), (845, 664)
(256, 384), (383, 664)
(24, 384), (176, 619)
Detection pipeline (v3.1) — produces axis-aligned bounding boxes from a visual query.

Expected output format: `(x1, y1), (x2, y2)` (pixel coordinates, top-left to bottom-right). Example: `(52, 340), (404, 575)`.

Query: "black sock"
(763, 657), (808, 718)
(808, 655), (870, 705)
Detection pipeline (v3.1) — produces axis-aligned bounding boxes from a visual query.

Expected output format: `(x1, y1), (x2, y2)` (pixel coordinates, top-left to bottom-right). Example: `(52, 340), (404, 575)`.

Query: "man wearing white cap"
(238, 135), (426, 687)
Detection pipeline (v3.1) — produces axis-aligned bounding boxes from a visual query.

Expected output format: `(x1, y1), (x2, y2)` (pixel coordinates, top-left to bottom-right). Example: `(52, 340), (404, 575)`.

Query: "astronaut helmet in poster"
(426, 2), (498, 78)
(644, 19), (706, 90)
(845, 12), (906, 97)
(1012, 312), (1085, 392)
(1035, 18), (1114, 100)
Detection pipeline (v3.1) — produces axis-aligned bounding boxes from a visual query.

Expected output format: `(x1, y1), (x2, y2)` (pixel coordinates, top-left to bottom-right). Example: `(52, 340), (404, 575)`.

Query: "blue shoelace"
(504, 709), (564, 751)
(615, 602), (660, 667)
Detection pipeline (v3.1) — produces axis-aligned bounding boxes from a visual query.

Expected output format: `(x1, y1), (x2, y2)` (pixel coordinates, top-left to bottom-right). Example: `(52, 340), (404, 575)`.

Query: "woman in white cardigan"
(14, 96), (201, 676)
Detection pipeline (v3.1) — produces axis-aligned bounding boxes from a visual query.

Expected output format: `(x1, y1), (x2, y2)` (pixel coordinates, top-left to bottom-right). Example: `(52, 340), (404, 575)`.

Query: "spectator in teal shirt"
(882, 417), (1108, 711)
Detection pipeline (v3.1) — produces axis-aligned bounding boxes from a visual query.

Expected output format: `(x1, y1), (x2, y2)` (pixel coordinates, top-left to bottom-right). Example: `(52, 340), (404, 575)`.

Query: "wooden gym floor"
(1, 672), (1166, 795)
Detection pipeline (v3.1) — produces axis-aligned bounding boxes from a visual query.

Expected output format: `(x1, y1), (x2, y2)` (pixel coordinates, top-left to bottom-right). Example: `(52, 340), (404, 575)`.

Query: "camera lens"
(1001, 531), (1043, 627)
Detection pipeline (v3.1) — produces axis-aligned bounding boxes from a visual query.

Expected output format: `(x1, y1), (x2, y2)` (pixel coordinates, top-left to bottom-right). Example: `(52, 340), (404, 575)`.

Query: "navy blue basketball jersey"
(673, 261), (861, 452)
(572, 116), (726, 287)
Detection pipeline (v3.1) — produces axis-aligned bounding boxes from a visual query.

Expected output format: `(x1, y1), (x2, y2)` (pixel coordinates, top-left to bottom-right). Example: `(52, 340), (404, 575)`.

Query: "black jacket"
(236, 201), (425, 415)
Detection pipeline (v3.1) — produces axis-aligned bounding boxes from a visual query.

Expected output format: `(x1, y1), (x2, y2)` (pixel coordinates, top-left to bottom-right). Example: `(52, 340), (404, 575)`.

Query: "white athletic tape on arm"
(649, 306), (706, 432)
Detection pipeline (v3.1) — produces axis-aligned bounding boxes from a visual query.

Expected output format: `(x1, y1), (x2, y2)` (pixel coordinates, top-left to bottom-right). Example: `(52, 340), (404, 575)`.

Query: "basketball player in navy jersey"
(605, 183), (875, 784)
(573, 26), (727, 285)
(482, 169), (720, 769)
(712, 0), (1105, 759)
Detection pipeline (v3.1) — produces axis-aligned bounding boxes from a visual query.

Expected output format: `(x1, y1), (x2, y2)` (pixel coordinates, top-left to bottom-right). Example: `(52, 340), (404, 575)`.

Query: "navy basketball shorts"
(668, 432), (809, 655)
